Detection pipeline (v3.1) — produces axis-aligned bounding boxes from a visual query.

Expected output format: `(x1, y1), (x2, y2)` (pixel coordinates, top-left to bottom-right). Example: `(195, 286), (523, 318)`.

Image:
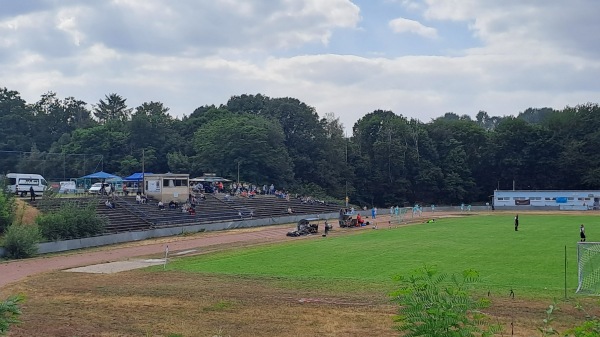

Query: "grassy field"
(164, 213), (591, 298)
(4, 212), (600, 336)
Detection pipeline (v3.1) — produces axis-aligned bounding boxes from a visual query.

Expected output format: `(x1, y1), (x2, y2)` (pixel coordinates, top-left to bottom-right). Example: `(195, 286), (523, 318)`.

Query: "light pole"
(345, 131), (349, 207)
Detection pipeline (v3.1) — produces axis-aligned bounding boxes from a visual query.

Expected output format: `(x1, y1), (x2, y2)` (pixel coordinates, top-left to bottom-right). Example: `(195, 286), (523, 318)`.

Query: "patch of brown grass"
(2, 272), (397, 337)
(12, 199), (39, 225)
(2, 270), (598, 337)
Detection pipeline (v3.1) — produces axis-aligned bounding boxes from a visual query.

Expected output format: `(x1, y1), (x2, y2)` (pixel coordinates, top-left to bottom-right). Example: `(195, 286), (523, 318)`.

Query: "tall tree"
(93, 93), (132, 124)
(193, 114), (294, 187)
(31, 92), (94, 151)
(227, 94), (333, 192)
(0, 88), (35, 173)
(127, 101), (178, 174)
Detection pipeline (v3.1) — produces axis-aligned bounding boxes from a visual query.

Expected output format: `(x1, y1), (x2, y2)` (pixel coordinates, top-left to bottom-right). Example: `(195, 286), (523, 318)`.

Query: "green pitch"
(162, 214), (597, 298)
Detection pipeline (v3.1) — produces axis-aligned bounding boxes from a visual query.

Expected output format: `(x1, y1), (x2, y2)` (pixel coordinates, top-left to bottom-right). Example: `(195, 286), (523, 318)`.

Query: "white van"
(6, 173), (48, 197)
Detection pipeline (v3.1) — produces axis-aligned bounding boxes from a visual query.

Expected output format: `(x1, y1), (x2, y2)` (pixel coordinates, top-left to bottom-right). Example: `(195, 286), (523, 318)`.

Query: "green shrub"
(36, 213), (69, 240)
(37, 201), (106, 240)
(2, 224), (41, 259)
(0, 295), (24, 335)
(0, 188), (15, 234)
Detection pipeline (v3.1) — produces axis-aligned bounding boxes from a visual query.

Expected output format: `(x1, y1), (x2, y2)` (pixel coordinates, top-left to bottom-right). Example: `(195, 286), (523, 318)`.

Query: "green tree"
(491, 117), (561, 190)
(128, 101), (180, 174)
(193, 114), (294, 186)
(167, 152), (191, 173)
(62, 123), (129, 174)
(227, 95), (337, 192)
(0, 88), (34, 173)
(30, 92), (94, 151)
(351, 110), (433, 206)
(390, 266), (501, 337)
(93, 93), (132, 123)
(427, 118), (489, 203)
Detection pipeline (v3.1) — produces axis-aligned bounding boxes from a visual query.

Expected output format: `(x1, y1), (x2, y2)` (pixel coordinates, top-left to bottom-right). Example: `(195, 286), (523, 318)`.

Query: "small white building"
(144, 173), (190, 203)
(494, 190), (600, 210)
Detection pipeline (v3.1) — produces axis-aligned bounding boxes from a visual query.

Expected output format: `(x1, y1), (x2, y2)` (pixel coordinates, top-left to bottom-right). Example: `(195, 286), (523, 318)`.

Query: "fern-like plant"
(0, 295), (23, 335)
(390, 265), (502, 337)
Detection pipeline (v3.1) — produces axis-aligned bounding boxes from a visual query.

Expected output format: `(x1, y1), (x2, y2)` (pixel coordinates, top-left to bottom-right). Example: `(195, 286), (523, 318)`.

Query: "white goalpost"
(576, 242), (600, 294)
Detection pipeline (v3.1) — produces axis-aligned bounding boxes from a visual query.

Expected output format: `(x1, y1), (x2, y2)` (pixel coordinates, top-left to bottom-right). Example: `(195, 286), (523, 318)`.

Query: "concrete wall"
(4, 205), (563, 258)
(0, 212), (340, 257)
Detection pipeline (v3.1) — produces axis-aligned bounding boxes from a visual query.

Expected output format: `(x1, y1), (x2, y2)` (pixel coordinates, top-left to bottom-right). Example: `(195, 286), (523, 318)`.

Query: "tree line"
(1, 87), (599, 207)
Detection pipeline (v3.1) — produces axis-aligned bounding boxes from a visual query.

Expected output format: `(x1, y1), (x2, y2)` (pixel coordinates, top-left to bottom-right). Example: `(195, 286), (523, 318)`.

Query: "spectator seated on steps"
(136, 194), (142, 204)
(287, 207), (294, 214)
(105, 199), (115, 209)
(158, 201), (165, 210)
(181, 203), (189, 213)
(169, 200), (176, 210)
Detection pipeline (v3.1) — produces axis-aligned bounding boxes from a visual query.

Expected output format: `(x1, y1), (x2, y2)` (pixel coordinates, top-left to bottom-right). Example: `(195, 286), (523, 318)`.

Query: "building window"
(162, 179), (189, 187)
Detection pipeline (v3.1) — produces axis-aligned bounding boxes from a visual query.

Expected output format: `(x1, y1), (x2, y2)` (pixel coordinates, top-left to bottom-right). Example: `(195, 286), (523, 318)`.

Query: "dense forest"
(1, 87), (599, 207)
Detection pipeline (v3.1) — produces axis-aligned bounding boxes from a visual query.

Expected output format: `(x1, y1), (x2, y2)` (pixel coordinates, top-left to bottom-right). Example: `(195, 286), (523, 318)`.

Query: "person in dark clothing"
(323, 220), (331, 237)
(514, 214), (519, 231)
(580, 224), (586, 242)
(29, 186), (35, 201)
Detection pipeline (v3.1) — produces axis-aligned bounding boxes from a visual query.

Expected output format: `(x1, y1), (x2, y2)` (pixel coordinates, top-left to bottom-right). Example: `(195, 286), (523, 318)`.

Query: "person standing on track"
(29, 186), (36, 201)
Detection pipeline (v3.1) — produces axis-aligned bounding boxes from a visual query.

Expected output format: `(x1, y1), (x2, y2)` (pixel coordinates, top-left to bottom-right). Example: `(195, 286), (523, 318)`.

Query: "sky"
(1, 0), (599, 132)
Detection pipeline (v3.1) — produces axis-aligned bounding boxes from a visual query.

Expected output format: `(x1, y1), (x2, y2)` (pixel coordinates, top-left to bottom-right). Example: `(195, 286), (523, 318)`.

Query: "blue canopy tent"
(81, 171), (120, 180)
(123, 172), (152, 191)
(77, 171), (122, 190)
(123, 172), (152, 182)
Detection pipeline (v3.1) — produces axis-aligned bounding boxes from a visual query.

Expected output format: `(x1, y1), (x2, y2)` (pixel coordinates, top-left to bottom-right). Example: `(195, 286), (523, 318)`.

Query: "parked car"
(88, 183), (104, 194)
(59, 181), (77, 194)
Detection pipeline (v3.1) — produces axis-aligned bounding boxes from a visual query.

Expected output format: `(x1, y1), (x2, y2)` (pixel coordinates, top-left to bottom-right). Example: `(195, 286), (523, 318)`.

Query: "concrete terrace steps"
(28, 197), (152, 234)
(213, 194), (340, 218)
(26, 193), (341, 235)
(118, 195), (243, 228)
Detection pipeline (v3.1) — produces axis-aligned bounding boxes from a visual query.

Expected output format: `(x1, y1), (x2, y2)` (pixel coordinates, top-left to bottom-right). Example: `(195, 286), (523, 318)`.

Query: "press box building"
(493, 190), (600, 210)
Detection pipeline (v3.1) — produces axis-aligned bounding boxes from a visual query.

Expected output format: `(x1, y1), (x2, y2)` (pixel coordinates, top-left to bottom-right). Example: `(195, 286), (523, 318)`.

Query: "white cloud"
(388, 17), (437, 38)
(422, 0), (600, 58)
(0, 0), (599, 134)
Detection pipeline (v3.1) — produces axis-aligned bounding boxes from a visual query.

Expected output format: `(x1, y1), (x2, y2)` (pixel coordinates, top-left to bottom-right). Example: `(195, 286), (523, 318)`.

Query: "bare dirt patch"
(64, 259), (167, 274)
